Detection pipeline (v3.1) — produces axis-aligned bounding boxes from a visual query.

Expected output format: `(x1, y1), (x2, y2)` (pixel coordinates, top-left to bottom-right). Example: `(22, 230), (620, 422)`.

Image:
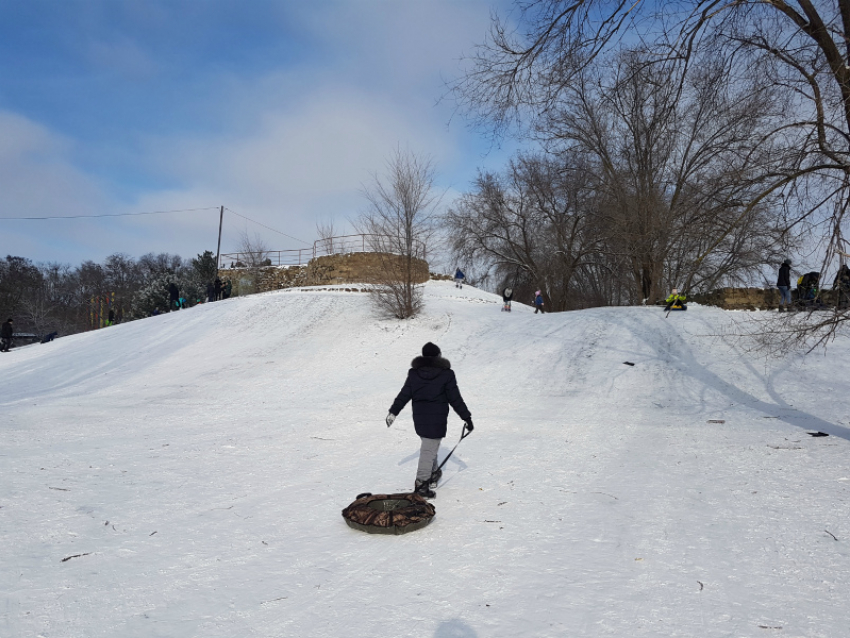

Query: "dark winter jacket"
(502, 288), (513, 302)
(389, 356), (471, 439)
(168, 283), (179, 301)
(1, 321), (12, 339)
(534, 294), (544, 307)
(777, 263), (791, 288)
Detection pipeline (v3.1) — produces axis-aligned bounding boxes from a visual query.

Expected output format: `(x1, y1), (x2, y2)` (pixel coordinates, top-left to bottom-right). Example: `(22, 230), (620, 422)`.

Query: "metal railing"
(219, 247), (312, 268)
(219, 234), (424, 268)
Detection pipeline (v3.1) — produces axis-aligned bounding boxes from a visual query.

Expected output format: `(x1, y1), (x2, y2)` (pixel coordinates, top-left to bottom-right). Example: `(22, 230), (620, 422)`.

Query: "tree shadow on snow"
(623, 315), (850, 443)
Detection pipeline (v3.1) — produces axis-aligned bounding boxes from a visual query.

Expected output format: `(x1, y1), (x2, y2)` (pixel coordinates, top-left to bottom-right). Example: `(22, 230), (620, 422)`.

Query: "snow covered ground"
(2, 280), (849, 637)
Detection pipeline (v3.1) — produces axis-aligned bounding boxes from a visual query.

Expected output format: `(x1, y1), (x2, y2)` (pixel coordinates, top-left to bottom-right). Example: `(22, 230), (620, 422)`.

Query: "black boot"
(415, 481), (436, 499)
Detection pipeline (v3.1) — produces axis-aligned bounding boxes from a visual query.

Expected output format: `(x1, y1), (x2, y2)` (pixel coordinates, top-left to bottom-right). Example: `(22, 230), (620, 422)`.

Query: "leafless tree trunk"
(357, 148), (439, 319)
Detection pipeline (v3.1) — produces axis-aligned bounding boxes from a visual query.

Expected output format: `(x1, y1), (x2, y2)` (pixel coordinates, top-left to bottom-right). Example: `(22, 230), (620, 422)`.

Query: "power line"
(0, 206), (221, 221)
(224, 207), (310, 245)
(2, 204), (313, 247)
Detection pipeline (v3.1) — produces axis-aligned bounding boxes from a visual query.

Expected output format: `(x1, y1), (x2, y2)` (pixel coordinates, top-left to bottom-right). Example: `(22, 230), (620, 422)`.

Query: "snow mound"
(2, 280), (849, 637)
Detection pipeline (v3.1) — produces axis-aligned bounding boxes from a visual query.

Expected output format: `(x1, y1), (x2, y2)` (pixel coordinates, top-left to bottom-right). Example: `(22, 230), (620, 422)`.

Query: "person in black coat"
(168, 282), (180, 311)
(502, 287), (513, 312)
(777, 259), (792, 311)
(1, 318), (13, 352)
(386, 342), (473, 498)
(214, 277), (223, 301)
(834, 264), (850, 309)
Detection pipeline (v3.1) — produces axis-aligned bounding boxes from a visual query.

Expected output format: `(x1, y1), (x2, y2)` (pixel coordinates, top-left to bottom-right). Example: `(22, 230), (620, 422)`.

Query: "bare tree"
(357, 148), (440, 319)
(560, 51), (784, 301)
(447, 153), (609, 310)
(315, 218), (339, 257)
(448, 51), (782, 308)
(235, 231), (271, 294)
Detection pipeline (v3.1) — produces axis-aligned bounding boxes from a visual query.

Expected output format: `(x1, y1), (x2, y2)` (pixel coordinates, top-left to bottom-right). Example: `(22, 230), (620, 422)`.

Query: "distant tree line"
(0, 250), (218, 337)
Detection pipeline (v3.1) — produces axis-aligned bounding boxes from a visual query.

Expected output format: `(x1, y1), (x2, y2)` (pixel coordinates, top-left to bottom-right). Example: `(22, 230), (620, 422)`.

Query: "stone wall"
(217, 252), (430, 296)
(306, 252), (429, 286)
(690, 286), (842, 310)
(689, 287), (780, 310)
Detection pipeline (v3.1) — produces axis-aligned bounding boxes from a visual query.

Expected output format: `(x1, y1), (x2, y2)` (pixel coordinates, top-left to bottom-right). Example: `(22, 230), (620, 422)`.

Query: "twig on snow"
(825, 529), (838, 541)
(697, 581), (704, 591)
(61, 553), (91, 563)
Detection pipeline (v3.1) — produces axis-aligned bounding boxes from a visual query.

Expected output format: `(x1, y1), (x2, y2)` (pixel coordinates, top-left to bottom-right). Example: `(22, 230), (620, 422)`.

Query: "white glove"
(386, 413), (396, 427)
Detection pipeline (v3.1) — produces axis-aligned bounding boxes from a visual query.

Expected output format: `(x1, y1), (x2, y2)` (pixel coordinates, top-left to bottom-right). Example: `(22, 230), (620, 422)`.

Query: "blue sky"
(0, 0), (518, 265)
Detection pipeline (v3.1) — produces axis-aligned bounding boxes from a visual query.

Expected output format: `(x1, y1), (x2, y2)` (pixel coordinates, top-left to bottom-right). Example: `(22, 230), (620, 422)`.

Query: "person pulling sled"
(386, 342), (473, 499)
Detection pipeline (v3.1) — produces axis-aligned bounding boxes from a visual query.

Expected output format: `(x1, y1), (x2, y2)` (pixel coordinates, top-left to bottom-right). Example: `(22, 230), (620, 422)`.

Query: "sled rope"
(428, 424), (473, 484)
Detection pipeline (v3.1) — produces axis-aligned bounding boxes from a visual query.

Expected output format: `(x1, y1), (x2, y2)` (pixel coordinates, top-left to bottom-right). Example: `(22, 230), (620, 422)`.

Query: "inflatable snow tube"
(341, 492), (436, 535)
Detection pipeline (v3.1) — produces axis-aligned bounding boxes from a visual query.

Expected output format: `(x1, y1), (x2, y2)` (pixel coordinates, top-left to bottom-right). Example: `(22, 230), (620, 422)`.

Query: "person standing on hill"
(1, 318), (13, 352)
(777, 259), (792, 312)
(502, 287), (513, 312)
(214, 277), (223, 301)
(168, 281), (180, 312)
(454, 268), (465, 289)
(833, 264), (850, 309)
(386, 342), (473, 499)
(534, 290), (545, 314)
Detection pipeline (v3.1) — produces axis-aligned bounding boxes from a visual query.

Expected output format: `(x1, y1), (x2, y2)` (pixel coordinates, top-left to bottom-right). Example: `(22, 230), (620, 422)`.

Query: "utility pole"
(215, 205), (224, 275)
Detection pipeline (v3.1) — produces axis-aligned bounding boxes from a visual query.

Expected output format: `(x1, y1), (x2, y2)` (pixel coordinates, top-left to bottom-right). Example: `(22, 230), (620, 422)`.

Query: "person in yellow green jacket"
(664, 288), (687, 311)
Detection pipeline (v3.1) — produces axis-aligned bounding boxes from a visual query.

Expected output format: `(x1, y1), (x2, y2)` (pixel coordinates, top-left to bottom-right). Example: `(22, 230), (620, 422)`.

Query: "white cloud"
(0, 1), (520, 264)
(0, 111), (124, 262)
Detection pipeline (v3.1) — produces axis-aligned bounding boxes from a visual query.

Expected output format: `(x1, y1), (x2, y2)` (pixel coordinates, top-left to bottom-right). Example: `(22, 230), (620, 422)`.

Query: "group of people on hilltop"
(205, 277), (232, 304)
(165, 277), (232, 314)
(776, 258), (850, 311)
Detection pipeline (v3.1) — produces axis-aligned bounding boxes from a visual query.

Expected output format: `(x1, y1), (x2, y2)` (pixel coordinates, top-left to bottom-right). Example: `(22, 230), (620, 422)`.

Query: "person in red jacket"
(386, 342), (473, 498)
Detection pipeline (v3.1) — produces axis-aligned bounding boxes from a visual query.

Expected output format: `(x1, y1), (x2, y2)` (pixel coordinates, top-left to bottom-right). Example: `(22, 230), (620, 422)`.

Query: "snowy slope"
(2, 281), (849, 638)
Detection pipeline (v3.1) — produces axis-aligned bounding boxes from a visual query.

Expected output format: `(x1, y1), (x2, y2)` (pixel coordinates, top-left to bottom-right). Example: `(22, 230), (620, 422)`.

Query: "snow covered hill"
(2, 280), (849, 637)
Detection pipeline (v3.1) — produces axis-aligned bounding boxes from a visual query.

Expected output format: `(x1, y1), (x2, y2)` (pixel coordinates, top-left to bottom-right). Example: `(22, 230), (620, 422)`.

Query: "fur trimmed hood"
(411, 355), (451, 371)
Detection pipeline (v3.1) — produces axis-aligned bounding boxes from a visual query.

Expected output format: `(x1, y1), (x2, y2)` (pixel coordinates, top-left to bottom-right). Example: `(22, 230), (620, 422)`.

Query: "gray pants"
(416, 437), (443, 484)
